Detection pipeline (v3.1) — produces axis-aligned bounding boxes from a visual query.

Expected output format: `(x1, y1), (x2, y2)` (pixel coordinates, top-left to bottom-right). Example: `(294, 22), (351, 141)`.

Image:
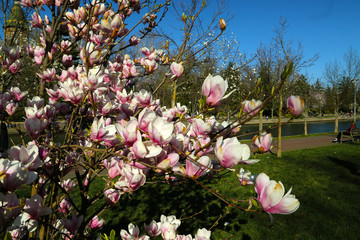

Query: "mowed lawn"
(88, 142), (360, 240)
(12, 142), (360, 239)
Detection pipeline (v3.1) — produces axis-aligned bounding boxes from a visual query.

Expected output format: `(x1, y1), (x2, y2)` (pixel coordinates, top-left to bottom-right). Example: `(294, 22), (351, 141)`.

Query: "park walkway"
(274, 135), (335, 152)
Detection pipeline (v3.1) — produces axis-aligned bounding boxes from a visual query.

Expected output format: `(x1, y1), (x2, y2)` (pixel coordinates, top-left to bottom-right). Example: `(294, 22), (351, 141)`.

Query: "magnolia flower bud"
(219, 18), (226, 31)
(287, 96), (304, 116)
(170, 62), (184, 78)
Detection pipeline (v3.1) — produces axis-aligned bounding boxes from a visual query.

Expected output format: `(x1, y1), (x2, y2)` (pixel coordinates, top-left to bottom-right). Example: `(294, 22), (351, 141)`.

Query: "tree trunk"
(335, 106), (339, 133)
(259, 111), (263, 132)
(304, 105), (308, 136)
(277, 92), (282, 158)
(171, 81), (176, 108)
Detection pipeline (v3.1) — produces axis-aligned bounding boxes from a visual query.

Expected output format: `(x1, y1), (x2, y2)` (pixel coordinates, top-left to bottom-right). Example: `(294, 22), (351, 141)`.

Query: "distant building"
(3, 1), (29, 47)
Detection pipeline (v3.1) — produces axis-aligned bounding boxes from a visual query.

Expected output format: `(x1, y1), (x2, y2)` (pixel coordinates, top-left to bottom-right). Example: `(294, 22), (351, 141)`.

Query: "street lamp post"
(354, 79), (358, 123)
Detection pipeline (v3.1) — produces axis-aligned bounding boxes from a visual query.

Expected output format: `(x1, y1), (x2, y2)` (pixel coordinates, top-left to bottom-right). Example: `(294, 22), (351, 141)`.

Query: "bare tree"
(257, 17), (318, 157)
(343, 46), (360, 81)
(323, 60), (342, 133)
(152, 0), (232, 107)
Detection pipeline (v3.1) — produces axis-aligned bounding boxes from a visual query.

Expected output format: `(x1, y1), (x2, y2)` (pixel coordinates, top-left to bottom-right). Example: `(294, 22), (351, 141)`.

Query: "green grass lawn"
(84, 142), (359, 240)
(11, 142), (360, 239)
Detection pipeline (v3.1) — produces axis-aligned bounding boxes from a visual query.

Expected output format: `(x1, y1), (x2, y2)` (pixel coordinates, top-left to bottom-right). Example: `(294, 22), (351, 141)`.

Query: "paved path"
(245, 134), (338, 153)
(275, 135), (336, 152)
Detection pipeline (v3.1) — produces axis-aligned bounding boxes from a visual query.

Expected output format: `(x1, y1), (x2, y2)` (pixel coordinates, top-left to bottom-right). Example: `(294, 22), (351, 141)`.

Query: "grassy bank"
(12, 143), (360, 239)
(83, 143), (360, 239)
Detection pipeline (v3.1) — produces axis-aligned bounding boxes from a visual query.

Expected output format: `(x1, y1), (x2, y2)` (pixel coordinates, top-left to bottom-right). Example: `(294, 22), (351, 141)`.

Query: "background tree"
(323, 60), (342, 132)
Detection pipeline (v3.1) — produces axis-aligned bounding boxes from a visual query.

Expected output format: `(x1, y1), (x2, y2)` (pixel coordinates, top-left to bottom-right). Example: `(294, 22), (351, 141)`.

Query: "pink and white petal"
(255, 173), (270, 195)
(260, 181), (285, 210)
(240, 159), (260, 165)
(266, 195), (300, 214)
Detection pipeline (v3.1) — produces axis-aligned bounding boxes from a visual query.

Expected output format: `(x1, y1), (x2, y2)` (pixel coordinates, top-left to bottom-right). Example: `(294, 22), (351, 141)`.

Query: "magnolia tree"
(0, 0), (305, 239)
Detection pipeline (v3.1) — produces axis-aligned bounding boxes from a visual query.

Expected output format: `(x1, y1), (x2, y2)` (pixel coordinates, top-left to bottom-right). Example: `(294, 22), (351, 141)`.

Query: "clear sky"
(223, 0), (360, 84)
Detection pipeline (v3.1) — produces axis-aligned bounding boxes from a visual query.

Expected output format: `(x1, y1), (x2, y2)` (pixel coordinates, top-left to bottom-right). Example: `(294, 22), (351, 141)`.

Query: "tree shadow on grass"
(100, 176), (250, 237)
(328, 156), (360, 176)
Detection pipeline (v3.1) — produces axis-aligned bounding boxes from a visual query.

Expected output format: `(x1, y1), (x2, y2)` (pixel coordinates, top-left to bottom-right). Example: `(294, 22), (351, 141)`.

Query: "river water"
(240, 119), (355, 139)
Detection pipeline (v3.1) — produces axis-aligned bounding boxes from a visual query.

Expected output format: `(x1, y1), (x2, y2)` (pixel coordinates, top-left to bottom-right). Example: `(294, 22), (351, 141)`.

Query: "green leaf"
(281, 61), (294, 80)
(238, 108), (243, 119)
(3, 232), (11, 240)
(109, 229), (116, 240)
(251, 198), (259, 208)
(99, 234), (109, 240)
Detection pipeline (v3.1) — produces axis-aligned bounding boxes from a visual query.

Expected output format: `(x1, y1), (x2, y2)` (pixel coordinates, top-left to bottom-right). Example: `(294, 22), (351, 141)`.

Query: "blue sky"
(223, 0), (360, 83)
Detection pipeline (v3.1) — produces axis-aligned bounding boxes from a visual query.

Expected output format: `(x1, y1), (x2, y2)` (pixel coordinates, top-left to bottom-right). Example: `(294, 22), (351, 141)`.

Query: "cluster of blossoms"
(0, 87), (28, 117)
(120, 215), (210, 240)
(0, 72), (302, 238)
(0, 0), (305, 238)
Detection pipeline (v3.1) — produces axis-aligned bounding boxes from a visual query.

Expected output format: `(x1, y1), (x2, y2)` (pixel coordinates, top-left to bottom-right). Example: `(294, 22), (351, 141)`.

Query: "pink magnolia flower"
(9, 60), (22, 73)
(58, 198), (72, 213)
(24, 118), (48, 138)
(2, 46), (21, 62)
(100, 14), (123, 36)
(25, 104), (44, 119)
(202, 74), (232, 107)
(60, 40), (72, 53)
(160, 215), (181, 239)
(62, 213), (83, 234)
(144, 220), (162, 237)
(122, 55), (138, 78)
(31, 12), (43, 27)
(237, 168), (257, 186)
(104, 188), (121, 206)
(135, 89), (152, 107)
(89, 215), (104, 230)
(138, 107), (156, 132)
(170, 62), (184, 78)
(9, 87), (28, 101)
(34, 46), (45, 65)
(62, 54), (73, 66)
(59, 79), (85, 105)
(191, 136), (212, 156)
(20, 0), (32, 6)
(0, 159), (37, 191)
(242, 99), (262, 117)
(0, 192), (21, 226)
(143, 59), (158, 73)
(194, 228), (211, 240)
(188, 118), (211, 138)
(60, 179), (76, 192)
(6, 101), (18, 116)
(132, 138), (163, 159)
(80, 42), (104, 66)
(115, 164), (146, 192)
(129, 35), (140, 46)
(46, 87), (60, 103)
(27, 96), (44, 109)
(121, 223), (149, 240)
(253, 132), (272, 153)
(215, 137), (256, 169)
(156, 153), (179, 172)
(287, 96), (304, 116)
(103, 157), (122, 179)
(8, 142), (43, 170)
(90, 117), (117, 142)
(148, 116), (174, 145)
(185, 156), (212, 178)
(116, 118), (139, 146)
(20, 194), (52, 232)
(255, 173), (300, 214)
